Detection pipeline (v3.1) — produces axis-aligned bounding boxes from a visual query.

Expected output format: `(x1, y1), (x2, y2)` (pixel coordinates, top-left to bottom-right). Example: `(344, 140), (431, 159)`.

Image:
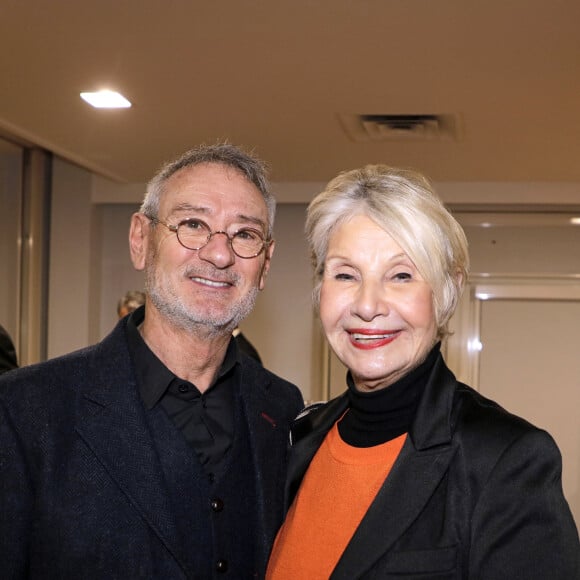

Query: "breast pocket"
(365, 545), (458, 579)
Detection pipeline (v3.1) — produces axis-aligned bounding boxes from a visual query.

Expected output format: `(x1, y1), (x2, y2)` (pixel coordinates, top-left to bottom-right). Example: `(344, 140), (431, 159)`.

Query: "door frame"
(444, 273), (580, 389)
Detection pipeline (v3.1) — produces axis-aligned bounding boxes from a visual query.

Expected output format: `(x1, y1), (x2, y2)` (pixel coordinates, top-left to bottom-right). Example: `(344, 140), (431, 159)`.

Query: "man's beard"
(145, 259), (260, 338)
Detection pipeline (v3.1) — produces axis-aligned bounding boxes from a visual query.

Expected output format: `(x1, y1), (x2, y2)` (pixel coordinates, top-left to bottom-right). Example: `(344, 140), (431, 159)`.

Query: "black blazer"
(235, 331), (262, 364)
(286, 354), (580, 579)
(0, 318), (304, 579)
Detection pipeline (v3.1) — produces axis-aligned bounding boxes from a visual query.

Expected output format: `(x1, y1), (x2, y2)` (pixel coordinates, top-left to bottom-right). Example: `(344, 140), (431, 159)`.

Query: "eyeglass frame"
(145, 215), (272, 259)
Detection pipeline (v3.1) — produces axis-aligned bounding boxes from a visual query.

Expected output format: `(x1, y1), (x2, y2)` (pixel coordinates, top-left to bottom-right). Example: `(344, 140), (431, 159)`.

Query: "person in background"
(0, 323), (18, 374)
(0, 143), (304, 579)
(267, 165), (579, 579)
(117, 289), (146, 318)
(233, 327), (262, 364)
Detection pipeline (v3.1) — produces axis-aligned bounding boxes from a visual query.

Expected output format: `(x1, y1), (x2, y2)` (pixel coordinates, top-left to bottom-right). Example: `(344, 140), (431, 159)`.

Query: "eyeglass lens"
(177, 219), (265, 258)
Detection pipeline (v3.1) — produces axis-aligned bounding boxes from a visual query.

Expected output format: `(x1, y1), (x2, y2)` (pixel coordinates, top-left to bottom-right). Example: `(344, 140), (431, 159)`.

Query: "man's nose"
(197, 231), (236, 268)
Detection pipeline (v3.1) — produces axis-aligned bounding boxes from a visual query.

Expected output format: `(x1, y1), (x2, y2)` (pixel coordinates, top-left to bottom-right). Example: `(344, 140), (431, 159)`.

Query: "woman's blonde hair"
(305, 165), (469, 338)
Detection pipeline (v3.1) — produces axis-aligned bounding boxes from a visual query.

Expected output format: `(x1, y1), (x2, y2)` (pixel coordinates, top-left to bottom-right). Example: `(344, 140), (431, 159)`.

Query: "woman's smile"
(347, 328), (400, 349)
(320, 214), (437, 392)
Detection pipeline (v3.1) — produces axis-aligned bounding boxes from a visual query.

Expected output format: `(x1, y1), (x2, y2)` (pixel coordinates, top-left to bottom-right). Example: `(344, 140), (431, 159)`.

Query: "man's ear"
(258, 240), (275, 291)
(129, 213), (150, 271)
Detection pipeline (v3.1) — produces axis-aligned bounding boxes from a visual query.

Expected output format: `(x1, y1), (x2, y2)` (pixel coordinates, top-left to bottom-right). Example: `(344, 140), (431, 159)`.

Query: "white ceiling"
(1, 0), (580, 191)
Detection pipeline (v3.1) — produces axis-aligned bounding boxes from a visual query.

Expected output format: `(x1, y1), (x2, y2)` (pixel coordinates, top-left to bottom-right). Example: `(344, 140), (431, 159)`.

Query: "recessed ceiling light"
(570, 217), (580, 225)
(80, 90), (131, 109)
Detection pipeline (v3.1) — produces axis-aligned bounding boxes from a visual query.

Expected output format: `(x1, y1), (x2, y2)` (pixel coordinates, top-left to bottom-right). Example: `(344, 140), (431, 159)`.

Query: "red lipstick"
(347, 328), (399, 350)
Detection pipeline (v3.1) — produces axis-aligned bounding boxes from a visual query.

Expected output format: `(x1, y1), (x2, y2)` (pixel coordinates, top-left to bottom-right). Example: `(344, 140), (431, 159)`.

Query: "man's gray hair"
(140, 142), (276, 236)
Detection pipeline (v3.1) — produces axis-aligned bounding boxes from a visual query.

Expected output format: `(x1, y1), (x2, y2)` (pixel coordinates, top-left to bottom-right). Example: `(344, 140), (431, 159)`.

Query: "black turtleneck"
(337, 343), (440, 448)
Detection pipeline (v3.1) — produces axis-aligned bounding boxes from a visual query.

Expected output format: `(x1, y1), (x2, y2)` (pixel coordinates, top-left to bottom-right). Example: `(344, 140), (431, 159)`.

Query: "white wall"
(241, 203), (320, 401)
(92, 175), (580, 206)
(98, 204), (144, 336)
(48, 157), (95, 358)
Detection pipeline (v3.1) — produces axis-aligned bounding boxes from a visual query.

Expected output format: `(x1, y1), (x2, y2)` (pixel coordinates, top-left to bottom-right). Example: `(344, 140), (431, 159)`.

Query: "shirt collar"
(126, 305), (240, 409)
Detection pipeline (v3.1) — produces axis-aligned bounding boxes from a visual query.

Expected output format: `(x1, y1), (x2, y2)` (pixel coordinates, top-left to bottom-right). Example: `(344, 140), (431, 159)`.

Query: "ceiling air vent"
(338, 113), (461, 142)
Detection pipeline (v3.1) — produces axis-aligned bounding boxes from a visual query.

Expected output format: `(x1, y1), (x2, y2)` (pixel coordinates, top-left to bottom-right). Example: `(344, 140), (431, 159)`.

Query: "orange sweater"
(267, 424), (406, 579)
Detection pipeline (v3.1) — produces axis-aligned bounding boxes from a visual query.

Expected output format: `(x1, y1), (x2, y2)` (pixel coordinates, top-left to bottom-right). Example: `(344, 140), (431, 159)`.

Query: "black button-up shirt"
(126, 306), (238, 478)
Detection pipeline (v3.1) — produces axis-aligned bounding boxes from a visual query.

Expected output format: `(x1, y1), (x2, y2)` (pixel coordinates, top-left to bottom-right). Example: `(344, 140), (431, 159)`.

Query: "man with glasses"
(0, 144), (304, 579)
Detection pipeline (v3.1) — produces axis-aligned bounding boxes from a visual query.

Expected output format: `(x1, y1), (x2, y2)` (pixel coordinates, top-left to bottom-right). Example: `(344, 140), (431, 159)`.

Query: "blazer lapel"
(331, 355), (459, 578)
(287, 354), (459, 580)
(331, 440), (455, 579)
(239, 362), (305, 574)
(240, 365), (288, 565)
(74, 328), (189, 576)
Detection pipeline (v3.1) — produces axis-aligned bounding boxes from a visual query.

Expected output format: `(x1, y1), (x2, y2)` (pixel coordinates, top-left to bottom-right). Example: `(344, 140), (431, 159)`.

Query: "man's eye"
(235, 229), (262, 242)
(181, 219), (206, 231)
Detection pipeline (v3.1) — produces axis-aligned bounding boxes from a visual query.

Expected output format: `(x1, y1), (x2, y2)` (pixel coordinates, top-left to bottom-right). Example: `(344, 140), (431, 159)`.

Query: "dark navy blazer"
(0, 318), (303, 579)
(286, 354), (580, 579)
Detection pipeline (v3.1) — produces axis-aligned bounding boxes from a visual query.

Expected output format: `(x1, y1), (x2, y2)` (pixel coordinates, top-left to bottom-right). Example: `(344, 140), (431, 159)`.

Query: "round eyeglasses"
(147, 216), (271, 259)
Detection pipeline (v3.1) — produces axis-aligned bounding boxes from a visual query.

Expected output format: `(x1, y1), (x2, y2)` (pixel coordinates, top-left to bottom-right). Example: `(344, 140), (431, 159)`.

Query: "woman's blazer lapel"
(331, 356), (459, 578)
(287, 355), (460, 579)
(331, 434), (456, 578)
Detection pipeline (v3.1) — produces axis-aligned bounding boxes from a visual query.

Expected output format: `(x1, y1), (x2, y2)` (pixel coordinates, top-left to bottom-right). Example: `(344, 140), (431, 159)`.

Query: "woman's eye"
(335, 273), (354, 281)
(393, 271), (412, 281)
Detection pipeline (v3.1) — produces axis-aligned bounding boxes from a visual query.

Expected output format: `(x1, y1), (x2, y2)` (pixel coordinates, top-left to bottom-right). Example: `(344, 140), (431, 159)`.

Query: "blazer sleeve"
(469, 428), (580, 579)
(0, 397), (32, 578)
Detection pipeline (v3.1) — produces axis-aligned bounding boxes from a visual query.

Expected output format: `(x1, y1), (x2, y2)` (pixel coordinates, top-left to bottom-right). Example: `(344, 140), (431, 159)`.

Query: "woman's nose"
(351, 280), (389, 321)
(196, 231), (236, 268)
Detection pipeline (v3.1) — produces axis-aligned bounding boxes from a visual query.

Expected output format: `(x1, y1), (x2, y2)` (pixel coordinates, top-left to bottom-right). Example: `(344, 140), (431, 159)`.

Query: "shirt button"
(178, 384), (189, 393)
(216, 559), (228, 573)
(211, 498), (224, 512)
